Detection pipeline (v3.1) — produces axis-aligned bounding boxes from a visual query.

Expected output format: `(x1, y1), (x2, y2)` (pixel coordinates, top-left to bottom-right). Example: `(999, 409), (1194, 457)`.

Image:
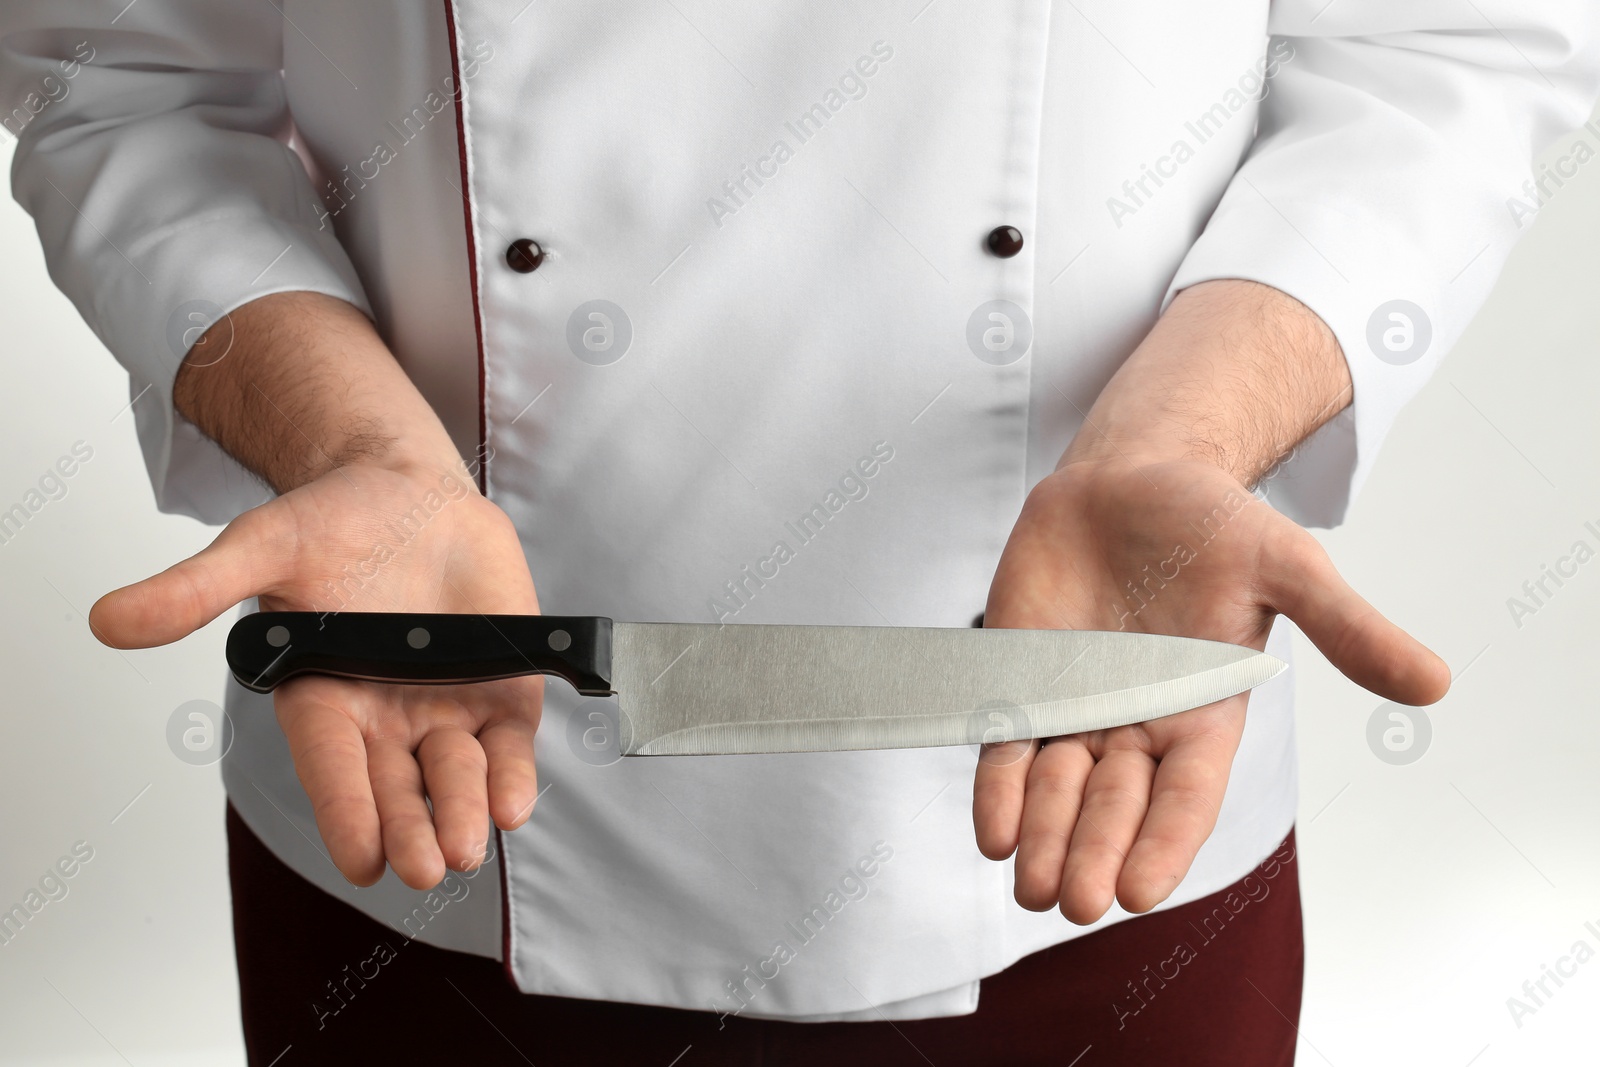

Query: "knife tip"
(1255, 651), (1289, 682)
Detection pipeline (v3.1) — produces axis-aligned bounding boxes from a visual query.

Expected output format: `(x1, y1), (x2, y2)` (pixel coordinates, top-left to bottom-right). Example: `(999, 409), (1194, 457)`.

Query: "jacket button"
(985, 225), (1024, 258)
(506, 238), (545, 273)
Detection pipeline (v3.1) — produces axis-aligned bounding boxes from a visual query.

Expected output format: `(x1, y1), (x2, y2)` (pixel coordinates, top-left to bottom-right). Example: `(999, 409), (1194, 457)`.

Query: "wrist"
(1058, 279), (1350, 488)
(363, 443), (485, 496)
(1058, 419), (1240, 482)
(289, 401), (465, 491)
(174, 291), (467, 495)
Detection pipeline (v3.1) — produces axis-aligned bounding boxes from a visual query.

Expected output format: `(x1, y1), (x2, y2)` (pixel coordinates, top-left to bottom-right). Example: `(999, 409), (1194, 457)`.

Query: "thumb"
(1263, 526), (1452, 706)
(89, 506), (291, 649)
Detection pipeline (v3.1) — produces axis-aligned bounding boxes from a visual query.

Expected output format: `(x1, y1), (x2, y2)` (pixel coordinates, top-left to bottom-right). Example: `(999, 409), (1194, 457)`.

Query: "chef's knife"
(225, 612), (1285, 756)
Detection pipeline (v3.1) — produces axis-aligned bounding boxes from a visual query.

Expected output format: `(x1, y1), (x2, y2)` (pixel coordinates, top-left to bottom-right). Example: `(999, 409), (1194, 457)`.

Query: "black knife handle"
(226, 612), (614, 696)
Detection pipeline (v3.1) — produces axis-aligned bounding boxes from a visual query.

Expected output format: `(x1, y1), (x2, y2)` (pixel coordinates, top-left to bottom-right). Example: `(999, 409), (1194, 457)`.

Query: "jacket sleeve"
(1164, 1), (1600, 527)
(1, 3), (372, 523)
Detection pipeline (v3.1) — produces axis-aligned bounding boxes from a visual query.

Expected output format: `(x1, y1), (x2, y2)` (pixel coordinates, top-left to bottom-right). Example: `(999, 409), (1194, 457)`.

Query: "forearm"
(1062, 279), (1350, 487)
(174, 291), (464, 494)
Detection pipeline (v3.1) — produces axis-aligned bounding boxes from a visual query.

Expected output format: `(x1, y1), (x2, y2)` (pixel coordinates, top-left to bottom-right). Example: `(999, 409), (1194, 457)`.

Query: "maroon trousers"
(228, 804), (1303, 1066)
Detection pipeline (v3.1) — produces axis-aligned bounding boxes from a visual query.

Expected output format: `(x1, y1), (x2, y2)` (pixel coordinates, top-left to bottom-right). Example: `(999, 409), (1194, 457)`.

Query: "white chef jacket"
(5, 1), (1597, 1023)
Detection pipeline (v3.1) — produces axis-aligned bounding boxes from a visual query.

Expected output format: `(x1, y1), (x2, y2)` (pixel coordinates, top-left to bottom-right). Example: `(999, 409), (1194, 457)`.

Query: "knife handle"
(225, 612), (614, 696)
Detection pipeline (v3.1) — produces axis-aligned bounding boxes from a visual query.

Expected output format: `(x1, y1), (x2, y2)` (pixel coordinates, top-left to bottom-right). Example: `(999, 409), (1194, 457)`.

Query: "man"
(4, 3), (1593, 1063)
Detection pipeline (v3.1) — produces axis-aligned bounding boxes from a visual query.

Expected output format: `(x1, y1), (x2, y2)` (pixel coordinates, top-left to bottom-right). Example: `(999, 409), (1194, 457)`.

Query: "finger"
(417, 728), (491, 871)
(1116, 708), (1240, 913)
(973, 740), (1039, 860)
(368, 737), (446, 889)
(1010, 739), (1094, 911)
(480, 716), (540, 831)
(277, 690), (384, 886)
(1263, 528), (1451, 705)
(1059, 747), (1156, 924)
(89, 506), (288, 648)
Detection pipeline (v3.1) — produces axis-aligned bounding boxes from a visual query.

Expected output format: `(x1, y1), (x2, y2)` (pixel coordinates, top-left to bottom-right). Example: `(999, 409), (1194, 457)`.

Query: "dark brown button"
(985, 225), (1024, 258)
(506, 238), (545, 273)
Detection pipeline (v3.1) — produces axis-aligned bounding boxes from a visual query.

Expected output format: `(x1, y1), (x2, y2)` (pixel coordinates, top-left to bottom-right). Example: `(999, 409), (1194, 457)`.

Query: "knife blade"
(225, 612), (1285, 756)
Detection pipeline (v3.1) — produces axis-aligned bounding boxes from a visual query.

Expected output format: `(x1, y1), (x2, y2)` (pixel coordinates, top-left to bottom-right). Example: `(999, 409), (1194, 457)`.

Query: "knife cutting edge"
(225, 612), (1286, 756)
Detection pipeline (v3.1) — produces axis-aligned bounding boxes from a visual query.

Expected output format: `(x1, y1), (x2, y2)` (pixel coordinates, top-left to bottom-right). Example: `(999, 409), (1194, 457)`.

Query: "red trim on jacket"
(443, 0), (490, 497)
(443, 1), (512, 986)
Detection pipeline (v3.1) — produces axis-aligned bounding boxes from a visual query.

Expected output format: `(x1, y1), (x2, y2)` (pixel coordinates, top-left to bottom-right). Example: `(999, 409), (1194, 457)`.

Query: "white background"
(1, 108), (1597, 1063)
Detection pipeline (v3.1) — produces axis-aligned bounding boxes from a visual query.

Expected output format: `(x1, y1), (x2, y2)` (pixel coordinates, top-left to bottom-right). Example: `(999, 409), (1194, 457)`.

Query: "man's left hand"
(975, 456), (1449, 924)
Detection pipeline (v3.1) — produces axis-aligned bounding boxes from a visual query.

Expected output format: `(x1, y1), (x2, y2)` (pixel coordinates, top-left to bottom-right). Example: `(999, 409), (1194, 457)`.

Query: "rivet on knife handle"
(225, 612), (615, 695)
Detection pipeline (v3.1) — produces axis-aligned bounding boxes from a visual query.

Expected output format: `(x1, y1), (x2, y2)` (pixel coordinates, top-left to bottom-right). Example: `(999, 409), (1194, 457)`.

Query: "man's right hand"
(88, 292), (543, 889)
